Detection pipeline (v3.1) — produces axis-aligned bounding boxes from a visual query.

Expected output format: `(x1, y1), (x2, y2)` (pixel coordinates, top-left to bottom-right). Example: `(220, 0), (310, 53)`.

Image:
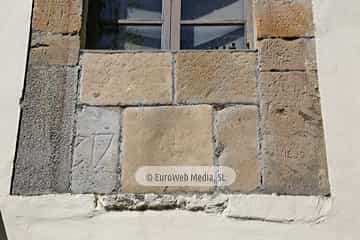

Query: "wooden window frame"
(86, 0), (254, 50)
(170, 0), (253, 50)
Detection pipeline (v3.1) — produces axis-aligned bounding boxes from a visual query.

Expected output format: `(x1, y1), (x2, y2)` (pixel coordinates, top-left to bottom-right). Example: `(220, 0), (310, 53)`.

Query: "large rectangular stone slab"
(259, 71), (330, 195)
(79, 52), (172, 105)
(259, 38), (317, 71)
(71, 107), (121, 194)
(32, 0), (82, 33)
(30, 32), (80, 66)
(121, 105), (214, 193)
(255, 0), (315, 39)
(215, 106), (260, 193)
(175, 51), (257, 104)
(11, 66), (77, 195)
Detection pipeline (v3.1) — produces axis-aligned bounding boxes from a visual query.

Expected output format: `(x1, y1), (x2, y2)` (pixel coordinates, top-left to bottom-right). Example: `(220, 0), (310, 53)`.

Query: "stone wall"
(256, 0), (330, 195)
(11, 0), (330, 197)
(11, 0), (82, 195)
(74, 51), (260, 194)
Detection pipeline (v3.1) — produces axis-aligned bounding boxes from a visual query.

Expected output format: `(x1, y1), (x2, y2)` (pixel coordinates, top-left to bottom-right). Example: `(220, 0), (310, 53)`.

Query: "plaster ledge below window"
(96, 193), (332, 224)
(224, 194), (332, 223)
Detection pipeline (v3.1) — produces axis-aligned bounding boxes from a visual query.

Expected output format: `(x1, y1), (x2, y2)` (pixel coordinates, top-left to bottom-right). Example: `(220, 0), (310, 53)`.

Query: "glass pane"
(181, 25), (245, 50)
(181, 0), (244, 20)
(88, 0), (162, 22)
(86, 25), (162, 50)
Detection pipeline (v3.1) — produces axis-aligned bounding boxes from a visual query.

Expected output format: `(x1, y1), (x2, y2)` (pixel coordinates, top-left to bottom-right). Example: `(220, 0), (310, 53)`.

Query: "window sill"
(80, 48), (258, 54)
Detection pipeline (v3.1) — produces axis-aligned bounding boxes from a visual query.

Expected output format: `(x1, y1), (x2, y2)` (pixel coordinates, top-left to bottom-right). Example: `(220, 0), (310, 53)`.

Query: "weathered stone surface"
(71, 107), (120, 194)
(79, 53), (172, 105)
(259, 38), (317, 71)
(255, 0), (315, 39)
(175, 51), (257, 104)
(121, 105), (214, 193)
(30, 32), (80, 66)
(32, 0), (82, 33)
(259, 71), (330, 195)
(98, 193), (228, 213)
(11, 66), (77, 195)
(215, 106), (260, 193)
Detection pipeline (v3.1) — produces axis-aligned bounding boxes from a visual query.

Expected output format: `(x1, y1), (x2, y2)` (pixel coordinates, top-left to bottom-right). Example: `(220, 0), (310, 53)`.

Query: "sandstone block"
(175, 51), (257, 104)
(71, 107), (121, 194)
(259, 38), (317, 71)
(79, 52), (172, 105)
(30, 32), (80, 66)
(255, 0), (315, 39)
(215, 106), (260, 192)
(121, 105), (214, 193)
(11, 66), (77, 195)
(32, 0), (82, 33)
(259, 71), (330, 195)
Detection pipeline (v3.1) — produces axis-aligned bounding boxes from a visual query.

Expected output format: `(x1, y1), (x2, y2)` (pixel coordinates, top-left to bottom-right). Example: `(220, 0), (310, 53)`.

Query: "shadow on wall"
(0, 211), (8, 240)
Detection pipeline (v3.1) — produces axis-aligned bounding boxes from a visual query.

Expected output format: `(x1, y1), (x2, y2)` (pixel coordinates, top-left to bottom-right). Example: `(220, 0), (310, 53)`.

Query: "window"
(85, 0), (253, 50)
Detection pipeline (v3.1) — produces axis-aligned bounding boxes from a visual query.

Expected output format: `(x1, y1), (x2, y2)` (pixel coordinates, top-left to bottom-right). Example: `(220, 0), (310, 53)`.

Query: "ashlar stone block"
(259, 38), (317, 71)
(215, 106), (260, 192)
(32, 0), (82, 33)
(30, 32), (80, 66)
(79, 52), (172, 105)
(255, 0), (315, 39)
(175, 51), (257, 104)
(259, 71), (330, 195)
(72, 107), (121, 194)
(121, 105), (214, 193)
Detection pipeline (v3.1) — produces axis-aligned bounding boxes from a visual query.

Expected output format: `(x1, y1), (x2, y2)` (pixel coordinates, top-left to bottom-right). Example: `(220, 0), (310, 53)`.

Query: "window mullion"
(245, 0), (254, 49)
(170, 0), (181, 50)
(162, 0), (172, 49)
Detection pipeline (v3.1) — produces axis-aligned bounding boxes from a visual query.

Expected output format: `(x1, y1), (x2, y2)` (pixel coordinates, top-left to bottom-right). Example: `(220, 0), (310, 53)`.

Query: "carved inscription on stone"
(71, 107), (120, 193)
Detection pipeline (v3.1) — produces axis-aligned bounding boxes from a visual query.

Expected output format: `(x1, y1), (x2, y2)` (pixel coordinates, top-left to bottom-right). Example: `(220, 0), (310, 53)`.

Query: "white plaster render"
(0, 0), (31, 197)
(95, 193), (331, 222)
(225, 194), (332, 223)
(1, 0), (360, 239)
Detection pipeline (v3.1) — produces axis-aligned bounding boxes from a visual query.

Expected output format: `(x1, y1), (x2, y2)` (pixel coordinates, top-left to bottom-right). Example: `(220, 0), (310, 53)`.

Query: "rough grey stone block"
(98, 193), (228, 213)
(11, 65), (78, 195)
(71, 107), (120, 194)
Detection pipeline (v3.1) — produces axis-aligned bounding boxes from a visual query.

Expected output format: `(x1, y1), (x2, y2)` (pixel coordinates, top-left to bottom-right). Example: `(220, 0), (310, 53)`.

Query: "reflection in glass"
(181, 25), (245, 50)
(89, 0), (162, 22)
(181, 0), (244, 20)
(86, 25), (162, 50)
